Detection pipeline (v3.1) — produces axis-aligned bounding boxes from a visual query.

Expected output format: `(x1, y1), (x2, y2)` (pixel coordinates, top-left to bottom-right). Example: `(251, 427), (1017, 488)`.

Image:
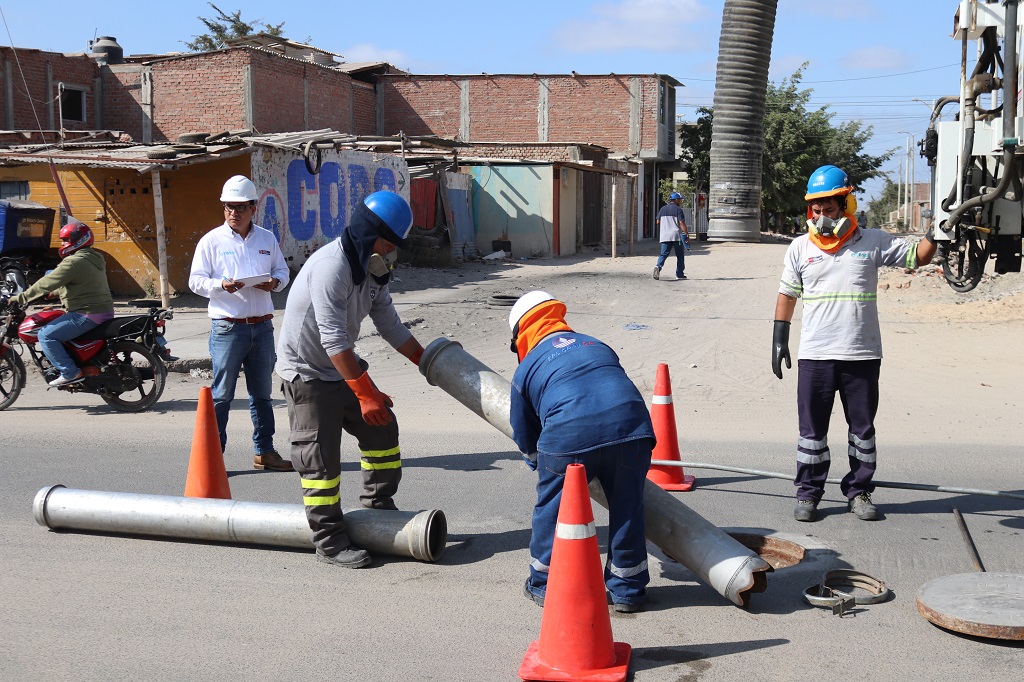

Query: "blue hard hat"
(805, 165), (852, 201)
(363, 191), (413, 247)
(669, 192), (683, 200)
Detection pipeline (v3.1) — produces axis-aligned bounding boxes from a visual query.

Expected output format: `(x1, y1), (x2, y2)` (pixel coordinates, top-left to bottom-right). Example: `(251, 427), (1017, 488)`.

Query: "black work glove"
(772, 320), (791, 380)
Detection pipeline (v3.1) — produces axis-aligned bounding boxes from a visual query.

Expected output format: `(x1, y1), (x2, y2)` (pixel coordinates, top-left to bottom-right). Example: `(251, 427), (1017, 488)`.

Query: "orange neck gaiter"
(808, 213), (858, 254)
(515, 301), (573, 362)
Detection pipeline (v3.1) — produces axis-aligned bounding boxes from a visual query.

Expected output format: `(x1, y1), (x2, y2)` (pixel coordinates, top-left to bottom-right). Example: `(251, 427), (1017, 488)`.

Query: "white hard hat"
(220, 175), (258, 202)
(509, 291), (555, 331)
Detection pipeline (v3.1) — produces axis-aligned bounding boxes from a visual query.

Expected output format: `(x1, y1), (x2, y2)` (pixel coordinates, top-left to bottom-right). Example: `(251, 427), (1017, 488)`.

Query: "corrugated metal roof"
(0, 141), (251, 172)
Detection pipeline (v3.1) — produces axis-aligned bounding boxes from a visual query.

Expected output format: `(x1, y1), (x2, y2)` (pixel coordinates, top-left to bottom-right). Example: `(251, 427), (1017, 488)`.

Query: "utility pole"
(896, 158), (903, 229)
(897, 131), (915, 230)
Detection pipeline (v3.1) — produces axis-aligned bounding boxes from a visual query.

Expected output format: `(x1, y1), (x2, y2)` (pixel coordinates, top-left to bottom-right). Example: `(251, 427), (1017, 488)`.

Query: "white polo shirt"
(779, 228), (917, 360)
(188, 223), (290, 320)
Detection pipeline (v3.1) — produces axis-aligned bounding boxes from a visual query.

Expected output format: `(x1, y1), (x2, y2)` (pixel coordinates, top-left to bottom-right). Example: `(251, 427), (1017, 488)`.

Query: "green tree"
(185, 3), (285, 52)
(678, 66), (894, 232)
(867, 176), (901, 228)
(658, 178), (694, 206)
(677, 109), (712, 195)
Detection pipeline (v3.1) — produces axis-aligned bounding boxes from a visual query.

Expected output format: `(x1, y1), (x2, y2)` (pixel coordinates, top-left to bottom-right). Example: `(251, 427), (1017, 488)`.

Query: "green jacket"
(14, 248), (114, 314)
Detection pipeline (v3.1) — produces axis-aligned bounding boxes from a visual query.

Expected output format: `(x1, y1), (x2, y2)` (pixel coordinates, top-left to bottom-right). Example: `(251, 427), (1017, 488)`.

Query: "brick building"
(1, 36), (683, 284)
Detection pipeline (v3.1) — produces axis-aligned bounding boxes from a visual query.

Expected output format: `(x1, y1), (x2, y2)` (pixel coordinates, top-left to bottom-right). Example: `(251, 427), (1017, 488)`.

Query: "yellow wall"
(2, 155), (251, 296)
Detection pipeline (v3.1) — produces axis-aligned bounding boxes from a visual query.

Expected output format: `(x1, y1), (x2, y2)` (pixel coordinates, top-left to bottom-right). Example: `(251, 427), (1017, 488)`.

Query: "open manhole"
(728, 532), (806, 569)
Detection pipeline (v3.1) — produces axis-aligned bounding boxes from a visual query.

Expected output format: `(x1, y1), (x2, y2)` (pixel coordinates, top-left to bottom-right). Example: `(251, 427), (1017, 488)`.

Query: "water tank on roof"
(91, 36), (124, 65)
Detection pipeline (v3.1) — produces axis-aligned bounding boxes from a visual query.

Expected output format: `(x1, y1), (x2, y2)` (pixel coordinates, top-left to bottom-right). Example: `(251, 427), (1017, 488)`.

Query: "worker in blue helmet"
(652, 191), (690, 281)
(773, 165), (937, 523)
(276, 190), (425, 568)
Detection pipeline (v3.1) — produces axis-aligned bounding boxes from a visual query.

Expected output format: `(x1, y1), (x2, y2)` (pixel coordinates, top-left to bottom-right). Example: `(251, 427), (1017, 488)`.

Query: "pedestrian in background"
(653, 192), (689, 281)
(772, 165), (936, 522)
(276, 191), (425, 569)
(188, 175), (292, 471)
(509, 291), (654, 613)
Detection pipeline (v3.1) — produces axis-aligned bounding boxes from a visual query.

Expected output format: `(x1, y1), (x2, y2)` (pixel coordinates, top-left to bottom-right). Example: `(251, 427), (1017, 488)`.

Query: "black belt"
(218, 314), (273, 324)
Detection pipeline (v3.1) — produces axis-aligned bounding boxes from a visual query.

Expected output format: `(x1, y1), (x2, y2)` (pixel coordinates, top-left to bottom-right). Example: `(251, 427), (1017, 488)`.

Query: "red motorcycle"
(0, 299), (174, 412)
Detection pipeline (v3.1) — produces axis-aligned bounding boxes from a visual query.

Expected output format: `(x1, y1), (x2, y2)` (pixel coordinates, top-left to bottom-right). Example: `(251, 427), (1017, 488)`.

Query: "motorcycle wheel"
(0, 347), (26, 411)
(101, 341), (167, 412)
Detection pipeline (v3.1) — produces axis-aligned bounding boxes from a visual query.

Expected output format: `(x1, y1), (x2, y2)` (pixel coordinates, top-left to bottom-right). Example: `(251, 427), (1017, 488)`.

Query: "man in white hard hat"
(509, 291), (654, 612)
(189, 175), (292, 471)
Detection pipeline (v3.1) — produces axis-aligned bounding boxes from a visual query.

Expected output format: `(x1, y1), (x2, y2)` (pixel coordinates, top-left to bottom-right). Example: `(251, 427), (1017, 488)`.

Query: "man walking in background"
(653, 192), (689, 281)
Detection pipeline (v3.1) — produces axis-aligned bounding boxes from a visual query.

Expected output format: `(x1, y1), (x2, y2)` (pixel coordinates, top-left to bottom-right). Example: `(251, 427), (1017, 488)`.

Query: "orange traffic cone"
(184, 386), (232, 499)
(647, 363), (695, 491)
(518, 463), (630, 682)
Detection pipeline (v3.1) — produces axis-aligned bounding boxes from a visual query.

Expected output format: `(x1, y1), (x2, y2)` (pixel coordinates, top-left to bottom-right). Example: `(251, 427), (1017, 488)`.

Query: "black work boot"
(316, 546), (371, 568)
(794, 499), (820, 522)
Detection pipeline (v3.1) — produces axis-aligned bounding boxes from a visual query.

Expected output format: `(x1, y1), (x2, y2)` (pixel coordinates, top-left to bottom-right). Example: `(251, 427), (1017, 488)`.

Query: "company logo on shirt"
(259, 249), (271, 255)
(806, 255), (823, 264)
(851, 252), (871, 260)
(552, 336), (576, 349)
(222, 250), (236, 257)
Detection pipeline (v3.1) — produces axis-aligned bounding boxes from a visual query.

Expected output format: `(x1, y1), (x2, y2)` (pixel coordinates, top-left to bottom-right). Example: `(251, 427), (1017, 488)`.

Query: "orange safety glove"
(345, 371), (394, 426)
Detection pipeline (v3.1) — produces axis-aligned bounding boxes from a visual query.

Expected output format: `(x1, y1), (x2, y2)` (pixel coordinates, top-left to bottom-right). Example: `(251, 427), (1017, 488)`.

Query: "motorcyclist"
(12, 218), (114, 386)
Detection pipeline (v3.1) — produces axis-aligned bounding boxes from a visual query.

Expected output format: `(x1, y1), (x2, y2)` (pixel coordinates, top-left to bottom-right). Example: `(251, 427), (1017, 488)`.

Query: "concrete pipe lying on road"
(419, 337), (771, 606)
(33, 485), (447, 563)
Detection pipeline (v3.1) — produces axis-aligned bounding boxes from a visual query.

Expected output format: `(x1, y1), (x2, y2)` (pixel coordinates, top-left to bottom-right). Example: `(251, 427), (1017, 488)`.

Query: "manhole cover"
(917, 572), (1024, 640)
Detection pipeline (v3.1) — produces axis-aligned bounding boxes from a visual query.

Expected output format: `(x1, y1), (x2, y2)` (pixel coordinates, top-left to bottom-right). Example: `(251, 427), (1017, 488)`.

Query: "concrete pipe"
(419, 337), (771, 606)
(33, 485), (447, 563)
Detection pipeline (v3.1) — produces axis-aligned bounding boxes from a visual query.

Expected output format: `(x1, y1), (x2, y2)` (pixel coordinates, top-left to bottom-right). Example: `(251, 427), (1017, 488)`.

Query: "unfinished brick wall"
(380, 74), (664, 155)
(101, 65), (144, 140)
(352, 82), (376, 135)
(380, 77), (463, 139)
(149, 51), (249, 142)
(295, 59), (355, 133)
(0, 48), (98, 131)
(459, 143), (605, 163)
(547, 76), (631, 150)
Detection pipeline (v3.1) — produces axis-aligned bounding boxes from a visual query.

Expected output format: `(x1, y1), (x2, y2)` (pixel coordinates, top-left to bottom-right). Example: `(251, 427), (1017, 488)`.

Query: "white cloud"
(843, 45), (911, 71)
(553, 0), (711, 52)
(340, 43), (414, 69)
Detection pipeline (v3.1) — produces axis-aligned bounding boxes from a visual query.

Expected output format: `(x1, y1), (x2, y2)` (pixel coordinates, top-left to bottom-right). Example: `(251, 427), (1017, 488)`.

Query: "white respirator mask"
(367, 250), (398, 282)
(807, 214), (852, 239)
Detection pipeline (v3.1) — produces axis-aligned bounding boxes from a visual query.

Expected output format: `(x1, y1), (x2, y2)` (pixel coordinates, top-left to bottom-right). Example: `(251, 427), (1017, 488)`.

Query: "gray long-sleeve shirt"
(275, 240), (412, 382)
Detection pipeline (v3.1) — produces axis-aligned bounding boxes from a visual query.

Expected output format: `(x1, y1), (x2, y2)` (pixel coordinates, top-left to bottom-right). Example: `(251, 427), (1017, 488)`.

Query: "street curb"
(166, 358), (212, 373)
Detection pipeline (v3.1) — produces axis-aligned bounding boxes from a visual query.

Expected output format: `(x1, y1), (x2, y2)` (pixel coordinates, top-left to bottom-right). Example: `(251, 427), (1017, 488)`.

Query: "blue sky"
(2, 0), (962, 203)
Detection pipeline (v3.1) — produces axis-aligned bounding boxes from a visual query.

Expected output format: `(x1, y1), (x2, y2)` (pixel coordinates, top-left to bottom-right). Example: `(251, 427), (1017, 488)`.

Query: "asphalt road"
(2, 242), (1022, 681)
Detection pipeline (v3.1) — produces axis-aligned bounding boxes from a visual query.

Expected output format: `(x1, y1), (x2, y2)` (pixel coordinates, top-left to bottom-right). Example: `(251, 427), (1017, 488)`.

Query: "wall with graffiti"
(250, 148), (410, 270)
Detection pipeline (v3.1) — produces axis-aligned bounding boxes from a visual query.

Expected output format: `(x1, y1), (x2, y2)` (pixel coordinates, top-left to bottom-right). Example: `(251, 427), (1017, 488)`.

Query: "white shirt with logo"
(779, 229), (916, 360)
(188, 223), (290, 320)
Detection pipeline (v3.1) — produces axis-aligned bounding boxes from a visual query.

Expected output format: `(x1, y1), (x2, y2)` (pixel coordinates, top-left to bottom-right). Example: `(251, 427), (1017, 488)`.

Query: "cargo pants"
(795, 359), (880, 502)
(281, 376), (402, 555)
